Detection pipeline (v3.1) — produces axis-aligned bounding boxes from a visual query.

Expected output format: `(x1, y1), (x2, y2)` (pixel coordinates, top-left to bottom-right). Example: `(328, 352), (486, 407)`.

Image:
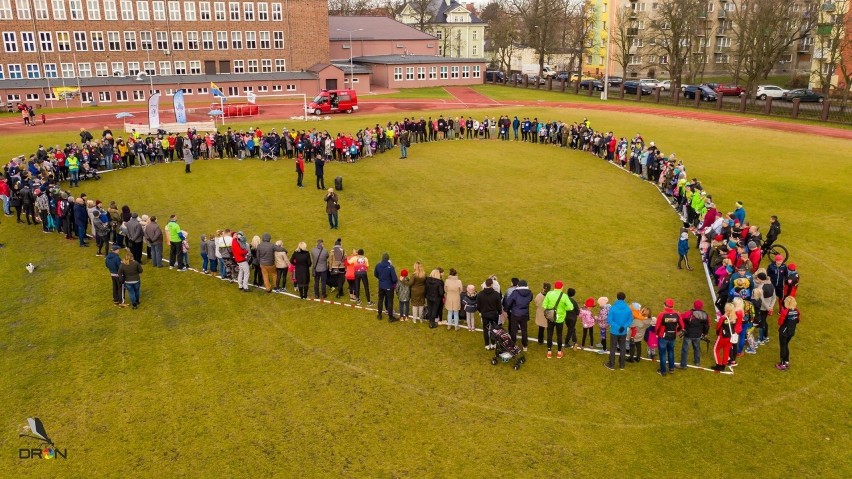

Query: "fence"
(487, 76), (852, 125)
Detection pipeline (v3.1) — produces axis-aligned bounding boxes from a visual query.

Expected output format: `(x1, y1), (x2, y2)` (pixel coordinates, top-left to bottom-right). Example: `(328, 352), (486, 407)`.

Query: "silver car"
(755, 85), (788, 100)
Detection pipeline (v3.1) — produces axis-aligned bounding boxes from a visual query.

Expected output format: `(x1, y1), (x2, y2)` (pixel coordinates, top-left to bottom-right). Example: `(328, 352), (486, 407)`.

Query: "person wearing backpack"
(776, 296), (800, 371)
(678, 300), (709, 369)
(783, 263), (799, 299)
(541, 281), (573, 359)
(654, 298), (684, 376)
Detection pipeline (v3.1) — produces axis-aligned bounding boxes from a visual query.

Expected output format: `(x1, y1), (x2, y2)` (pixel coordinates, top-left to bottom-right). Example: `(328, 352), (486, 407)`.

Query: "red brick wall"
(329, 39), (437, 61)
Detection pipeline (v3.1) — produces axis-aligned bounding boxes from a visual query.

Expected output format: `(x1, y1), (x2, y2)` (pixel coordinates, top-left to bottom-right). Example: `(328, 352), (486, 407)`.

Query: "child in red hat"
(579, 297), (596, 349)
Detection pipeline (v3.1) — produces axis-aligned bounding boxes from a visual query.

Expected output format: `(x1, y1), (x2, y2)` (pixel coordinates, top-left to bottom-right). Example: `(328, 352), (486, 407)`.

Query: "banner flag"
(173, 90), (187, 124)
(148, 93), (161, 129)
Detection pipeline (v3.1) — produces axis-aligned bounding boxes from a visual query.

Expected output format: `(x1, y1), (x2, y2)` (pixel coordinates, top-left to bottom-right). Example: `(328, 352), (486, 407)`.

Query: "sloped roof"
(429, 0), (484, 24)
(353, 55), (486, 65)
(329, 16), (437, 41)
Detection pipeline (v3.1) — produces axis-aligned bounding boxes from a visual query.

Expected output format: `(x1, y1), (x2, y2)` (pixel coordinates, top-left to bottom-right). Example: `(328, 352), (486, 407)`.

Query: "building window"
(202, 31), (213, 49)
(199, 1), (209, 19)
(273, 31), (284, 49)
(6, 94), (22, 102)
(275, 59), (285, 71)
(39, 31), (53, 51)
(272, 84), (282, 91)
(429, 66), (436, 79)
(184, 0), (195, 20)
(34, 0), (49, 20)
(140, 31), (152, 50)
(462, 65), (470, 78)
(136, 0), (149, 20)
(116, 90), (128, 101)
(57, 31), (70, 51)
(110, 61), (123, 75)
(61, 63), (75, 78)
(91, 31), (104, 51)
(133, 89), (145, 100)
(258, 85), (268, 92)
(44, 63), (57, 77)
(233, 59), (244, 73)
(182, 88), (192, 95)
(228, 1), (238, 20)
(21, 32), (36, 52)
(406, 67), (414, 80)
(231, 31), (242, 49)
(168, 0), (180, 20)
(245, 31), (256, 49)
(104, 0), (117, 19)
(127, 61), (140, 75)
(186, 31), (198, 49)
(157, 60), (170, 75)
(189, 60), (201, 74)
(243, 1), (252, 19)
(95, 62), (108, 76)
(77, 62), (91, 77)
(472, 45), (478, 56)
(247, 59), (258, 73)
(26, 63), (40, 79)
(259, 31), (270, 49)
(52, 0), (66, 19)
(25, 93), (40, 102)
(152, 1), (165, 20)
(214, 1), (224, 19)
(74, 31), (87, 51)
(227, 86), (238, 95)
(69, 0), (82, 19)
(271, 2), (280, 20)
(242, 85), (252, 92)
(217, 31), (227, 49)
(15, 0), (30, 19)
(472, 65), (480, 78)
(286, 84), (296, 91)
(417, 67), (425, 80)
(85, 0), (100, 19)
(394, 67), (402, 81)
(3, 32), (16, 52)
(143, 61), (154, 74)
(156, 31), (168, 50)
(440, 66), (447, 79)
(451, 66), (459, 78)
(257, 1), (267, 20)
(261, 59), (271, 72)
(172, 31), (183, 50)
(124, 31), (137, 50)
(194, 87), (207, 94)
(121, 0), (133, 19)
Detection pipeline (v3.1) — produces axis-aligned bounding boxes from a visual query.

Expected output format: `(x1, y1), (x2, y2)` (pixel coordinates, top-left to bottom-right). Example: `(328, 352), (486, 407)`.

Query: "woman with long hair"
(274, 240), (289, 292)
(443, 269), (463, 331)
(409, 262), (427, 323)
(424, 269), (445, 329)
(776, 296), (800, 371)
(250, 235), (262, 286)
(290, 241), (312, 299)
(712, 303), (737, 372)
(118, 252), (143, 309)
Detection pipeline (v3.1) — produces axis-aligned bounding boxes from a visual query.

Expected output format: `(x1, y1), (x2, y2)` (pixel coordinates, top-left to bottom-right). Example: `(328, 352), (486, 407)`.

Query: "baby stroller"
(80, 162), (101, 181)
(260, 142), (277, 162)
(489, 325), (526, 370)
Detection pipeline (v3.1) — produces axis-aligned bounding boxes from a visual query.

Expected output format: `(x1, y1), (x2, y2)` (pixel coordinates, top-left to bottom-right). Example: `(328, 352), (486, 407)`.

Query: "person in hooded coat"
(505, 279), (534, 350)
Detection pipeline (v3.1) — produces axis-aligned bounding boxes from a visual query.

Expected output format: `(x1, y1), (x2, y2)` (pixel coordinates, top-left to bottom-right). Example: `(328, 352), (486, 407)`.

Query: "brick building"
(0, 0), (329, 105)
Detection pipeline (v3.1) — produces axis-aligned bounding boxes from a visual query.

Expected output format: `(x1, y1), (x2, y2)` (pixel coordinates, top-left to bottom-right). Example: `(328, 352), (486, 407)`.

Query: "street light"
(337, 28), (363, 84)
(602, 4), (614, 100)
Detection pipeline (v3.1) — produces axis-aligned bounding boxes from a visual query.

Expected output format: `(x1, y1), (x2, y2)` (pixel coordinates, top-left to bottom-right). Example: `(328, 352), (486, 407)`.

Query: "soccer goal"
(212, 93), (308, 125)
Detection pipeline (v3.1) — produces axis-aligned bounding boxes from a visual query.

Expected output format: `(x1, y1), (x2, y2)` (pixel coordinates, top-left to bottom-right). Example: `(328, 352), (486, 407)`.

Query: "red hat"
(693, 300), (704, 310)
(400, 269), (408, 277)
(554, 281), (564, 290)
(788, 263), (796, 271)
(584, 297), (595, 308)
(664, 298), (674, 308)
(714, 234), (723, 241)
(774, 254), (783, 262)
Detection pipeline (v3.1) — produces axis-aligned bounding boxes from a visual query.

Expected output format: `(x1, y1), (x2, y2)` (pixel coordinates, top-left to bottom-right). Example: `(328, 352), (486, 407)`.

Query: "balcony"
(817, 23), (833, 36)
(716, 29), (728, 36)
(627, 27), (639, 36)
(715, 45), (728, 52)
(717, 10), (726, 19)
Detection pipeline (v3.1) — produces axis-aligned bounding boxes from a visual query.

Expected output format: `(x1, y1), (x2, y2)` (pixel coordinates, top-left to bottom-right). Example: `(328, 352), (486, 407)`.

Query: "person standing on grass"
(564, 288), (580, 350)
(713, 303), (738, 372)
(105, 244), (125, 307)
(653, 298), (683, 376)
(396, 269), (412, 321)
(476, 277), (502, 347)
(349, 249), (372, 306)
(374, 252), (398, 322)
(183, 143), (193, 173)
(257, 233), (277, 293)
(424, 269), (445, 329)
(443, 269), (464, 331)
(165, 215), (185, 270)
(399, 128), (410, 159)
(118, 252), (143, 310)
(325, 188), (339, 229)
(678, 300), (709, 369)
(291, 242), (312, 299)
(542, 281), (572, 359)
(776, 296), (800, 371)
(533, 283), (551, 345)
(314, 154), (325, 189)
(605, 292), (634, 370)
(505, 279), (533, 351)
(310, 239), (329, 299)
(678, 231), (693, 270)
(295, 153), (305, 188)
(232, 232), (251, 292)
(409, 262), (427, 323)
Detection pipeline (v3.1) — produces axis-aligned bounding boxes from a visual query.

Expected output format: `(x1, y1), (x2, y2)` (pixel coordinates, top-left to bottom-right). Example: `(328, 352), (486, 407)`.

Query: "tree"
(833, 3), (852, 110)
(510, 0), (571, 77)
(481, 1), (519, 72)
(728, 0), (816, 97)
(647, 0), (705, 90)
(612, 3), (640, 77)
(328, 0), (378, 16)
(559, 0), (597, 75)
(813, 0), (850, 99)
(404, 0), (437, 31)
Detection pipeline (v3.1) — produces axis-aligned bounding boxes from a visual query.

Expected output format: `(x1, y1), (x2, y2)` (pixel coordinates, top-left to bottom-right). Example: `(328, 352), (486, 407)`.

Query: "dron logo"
(18, 418), (67, 460)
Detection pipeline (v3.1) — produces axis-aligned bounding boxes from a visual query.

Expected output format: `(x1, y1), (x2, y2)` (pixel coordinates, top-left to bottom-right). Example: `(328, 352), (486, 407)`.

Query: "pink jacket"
(579, 308), (595, 328)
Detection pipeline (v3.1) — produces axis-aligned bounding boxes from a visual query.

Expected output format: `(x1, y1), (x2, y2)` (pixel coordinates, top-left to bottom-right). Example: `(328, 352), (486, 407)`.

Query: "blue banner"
(173, 90), (187, 124)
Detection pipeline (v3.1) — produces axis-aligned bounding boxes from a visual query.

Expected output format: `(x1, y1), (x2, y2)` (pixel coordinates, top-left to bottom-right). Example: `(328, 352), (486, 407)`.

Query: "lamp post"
(337, 28), (363, 85)
(602, 2), (614, 100)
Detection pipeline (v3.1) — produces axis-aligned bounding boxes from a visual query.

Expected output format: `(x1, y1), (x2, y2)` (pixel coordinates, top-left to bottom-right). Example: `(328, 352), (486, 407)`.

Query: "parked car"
(658, 80), (673, 91)
(714, 84), (746, 97)
(527, 75), (547, 85)
(579, 79), (605, 91)
(507, 73), (524, 83)
(622, 81), (652, 95)
(485, 70), (505, 83)
(639, 78), (661, 89)
(555, 71), (570, 82)
(605, 76), (623, 86)
(782, 88), (825, 103)
(683, 85), (718, 101)
(755, 85), (788, 100)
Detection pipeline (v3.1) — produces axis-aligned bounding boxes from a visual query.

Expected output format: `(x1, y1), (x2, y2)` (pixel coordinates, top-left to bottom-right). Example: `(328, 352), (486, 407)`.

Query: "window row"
(0, 1), (284, 22)
(2, 30), (285, 53)
(392, 65), (481, 81)
(0, 58), (286, 78)
(6, 83), (300, 103)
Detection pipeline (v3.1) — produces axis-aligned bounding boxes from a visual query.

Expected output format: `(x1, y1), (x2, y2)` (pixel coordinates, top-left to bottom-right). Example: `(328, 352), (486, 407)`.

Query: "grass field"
(1, 106), (851, 477)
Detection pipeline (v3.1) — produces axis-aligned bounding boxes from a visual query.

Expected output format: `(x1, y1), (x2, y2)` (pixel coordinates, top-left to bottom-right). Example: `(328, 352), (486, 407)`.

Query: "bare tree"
(328, 0), (378, 16)
(647, 0), (705, 90)
(728, 0), (816, 96)
(560, 0), (597, 75)
(813, 0), (850, 98)
(833, 4), (852, 110)
(612, 3), (640, 77)
(481, 0), (519, 72)
(403, 0), (437, 31)
(510, 0), (574, 77)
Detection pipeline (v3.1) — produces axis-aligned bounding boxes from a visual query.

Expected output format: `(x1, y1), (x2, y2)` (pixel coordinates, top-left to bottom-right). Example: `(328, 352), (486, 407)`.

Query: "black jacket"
(505, 287), (533, 318)
(683, 309), (710, 339)
(424, 277), (444, 301)
(476, 288), (502, 318)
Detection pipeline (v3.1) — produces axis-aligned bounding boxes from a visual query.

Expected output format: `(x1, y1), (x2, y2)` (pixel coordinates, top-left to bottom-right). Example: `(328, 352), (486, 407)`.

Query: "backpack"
(786, 271), (799, 287)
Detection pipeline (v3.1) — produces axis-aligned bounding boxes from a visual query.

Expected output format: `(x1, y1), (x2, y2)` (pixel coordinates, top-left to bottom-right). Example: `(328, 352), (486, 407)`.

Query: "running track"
(2, 87), (850, 140)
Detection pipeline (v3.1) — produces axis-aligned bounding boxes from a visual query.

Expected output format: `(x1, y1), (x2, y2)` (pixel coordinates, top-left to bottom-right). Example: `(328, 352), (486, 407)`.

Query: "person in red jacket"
(712, 303), (738, 372)
(654, 298), (684, 376)
(295, 153), (304, 188)
(747, 241), (762, 273)
(776, 296), (800, 370)
(783, 263), (799, 299)
(231, 231), (250, 292)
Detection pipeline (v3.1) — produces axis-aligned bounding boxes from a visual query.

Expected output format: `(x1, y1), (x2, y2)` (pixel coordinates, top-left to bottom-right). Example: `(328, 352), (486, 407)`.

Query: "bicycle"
(762, 242), (789, 263)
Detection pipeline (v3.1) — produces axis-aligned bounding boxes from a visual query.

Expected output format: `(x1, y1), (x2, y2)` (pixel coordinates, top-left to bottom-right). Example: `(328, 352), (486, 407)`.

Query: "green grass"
(1, 107), (850, 477)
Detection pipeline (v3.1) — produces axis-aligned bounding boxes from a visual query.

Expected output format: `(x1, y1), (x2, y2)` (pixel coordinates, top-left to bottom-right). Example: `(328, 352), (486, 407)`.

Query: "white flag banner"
(148, 93), (161, 129)
(246, 92), (257, 104)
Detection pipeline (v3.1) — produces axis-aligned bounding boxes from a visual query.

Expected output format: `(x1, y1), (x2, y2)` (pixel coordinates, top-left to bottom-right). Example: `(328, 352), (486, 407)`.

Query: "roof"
(306, 63), (343, 74)
(428, 0), (485, 24)
(330, 62), (374, 75)
(352, 55), (487, 65)
(329, 16), (437, 41)
(0, 72), (318, 89)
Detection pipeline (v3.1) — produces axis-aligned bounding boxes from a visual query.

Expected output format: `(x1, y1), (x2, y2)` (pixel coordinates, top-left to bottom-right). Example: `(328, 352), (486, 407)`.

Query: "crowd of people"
(1, 111), (802, 374)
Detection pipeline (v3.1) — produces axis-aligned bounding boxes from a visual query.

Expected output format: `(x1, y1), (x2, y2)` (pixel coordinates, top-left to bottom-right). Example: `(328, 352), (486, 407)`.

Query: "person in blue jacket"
(73, 197), (89, 247)
(374, 252), (398, 323)
(512, 116), (520, 140)
(605, 292), (634, 370)
(105, 244), (124, 306)
(733, 201), (746, 225)
(678, 231), (692, 270)
(505, 279), (534, 350)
